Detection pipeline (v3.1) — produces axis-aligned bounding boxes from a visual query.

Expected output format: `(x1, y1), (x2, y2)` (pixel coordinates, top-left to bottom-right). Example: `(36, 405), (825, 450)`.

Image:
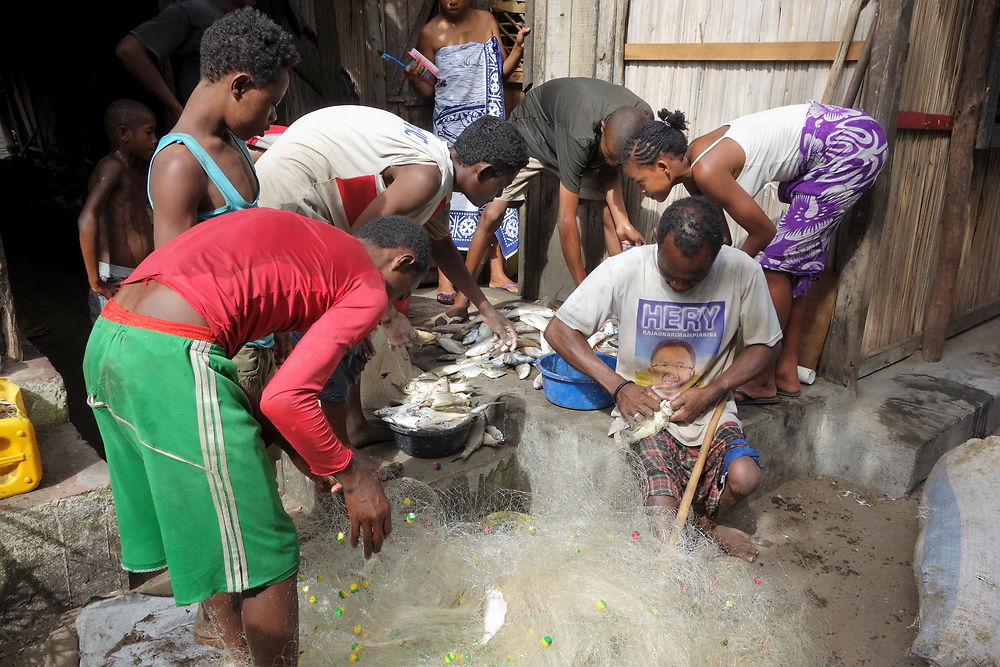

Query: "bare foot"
(774, 369), (801, 396)
(488, 279), (519, 294)
(348, 419), (391, 449)
(706, 524), (759, 562)
(443, 303), (471, 321)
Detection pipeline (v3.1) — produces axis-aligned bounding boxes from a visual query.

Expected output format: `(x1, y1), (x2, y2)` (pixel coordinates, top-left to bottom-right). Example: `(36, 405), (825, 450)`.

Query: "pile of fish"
(411, 300), (619, 390)
(373, 375), (506, 460)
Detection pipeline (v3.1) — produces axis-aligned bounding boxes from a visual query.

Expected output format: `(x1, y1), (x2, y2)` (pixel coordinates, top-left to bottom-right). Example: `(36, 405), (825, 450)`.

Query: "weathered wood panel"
(859, 0), (976, 362)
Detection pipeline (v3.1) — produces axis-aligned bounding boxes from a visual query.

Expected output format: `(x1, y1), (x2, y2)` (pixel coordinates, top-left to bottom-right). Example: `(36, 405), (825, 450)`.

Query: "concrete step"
(2, 339), (69, 429)
(0, 421), (123, 638)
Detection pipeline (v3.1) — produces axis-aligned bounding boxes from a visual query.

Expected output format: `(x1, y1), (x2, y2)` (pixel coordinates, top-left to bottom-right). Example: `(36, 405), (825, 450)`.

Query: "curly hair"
(655, 196), (724, 258)
(355, 215), (431, 273)
(200, 8), (300, 84)
(103, 99), (154, 139)
(622, 109), (690, 166)
(453, 116), (529, 177)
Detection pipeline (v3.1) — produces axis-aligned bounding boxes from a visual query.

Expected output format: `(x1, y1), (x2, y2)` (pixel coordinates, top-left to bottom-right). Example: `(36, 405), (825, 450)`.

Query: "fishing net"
(294, 430), (817, 665)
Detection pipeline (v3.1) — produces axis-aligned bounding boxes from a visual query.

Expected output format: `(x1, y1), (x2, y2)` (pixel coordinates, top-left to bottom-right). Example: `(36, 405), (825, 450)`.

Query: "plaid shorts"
(633, 421), (760, 517)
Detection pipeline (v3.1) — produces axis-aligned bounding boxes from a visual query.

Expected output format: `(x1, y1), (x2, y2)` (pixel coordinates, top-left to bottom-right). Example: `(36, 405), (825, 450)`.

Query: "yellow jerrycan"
(0, 377), (42, 499)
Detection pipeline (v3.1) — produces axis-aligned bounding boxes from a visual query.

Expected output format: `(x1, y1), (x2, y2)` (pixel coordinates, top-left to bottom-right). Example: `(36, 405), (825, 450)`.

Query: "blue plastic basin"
(537, 352), (617, 410)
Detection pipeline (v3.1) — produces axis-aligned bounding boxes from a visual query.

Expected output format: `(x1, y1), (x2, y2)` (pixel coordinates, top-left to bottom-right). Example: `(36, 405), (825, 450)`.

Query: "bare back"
(89, 156), (153, 268)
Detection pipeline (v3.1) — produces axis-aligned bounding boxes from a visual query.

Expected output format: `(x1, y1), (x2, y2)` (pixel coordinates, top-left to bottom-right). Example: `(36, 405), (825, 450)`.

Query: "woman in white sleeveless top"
(621, 103), (887, 402)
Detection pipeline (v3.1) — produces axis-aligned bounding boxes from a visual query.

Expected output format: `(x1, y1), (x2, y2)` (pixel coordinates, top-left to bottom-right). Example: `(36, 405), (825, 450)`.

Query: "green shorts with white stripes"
(83, 316), (299, 605)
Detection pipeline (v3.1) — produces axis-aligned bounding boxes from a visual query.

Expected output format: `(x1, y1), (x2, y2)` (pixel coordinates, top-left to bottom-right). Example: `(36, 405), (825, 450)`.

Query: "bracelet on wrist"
(613, 379), (634, 400)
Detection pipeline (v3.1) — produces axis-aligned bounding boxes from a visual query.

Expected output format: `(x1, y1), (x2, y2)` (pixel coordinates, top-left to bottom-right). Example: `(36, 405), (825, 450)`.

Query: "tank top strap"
(147, 132), (259, 216)
(688, 134), (728, 169)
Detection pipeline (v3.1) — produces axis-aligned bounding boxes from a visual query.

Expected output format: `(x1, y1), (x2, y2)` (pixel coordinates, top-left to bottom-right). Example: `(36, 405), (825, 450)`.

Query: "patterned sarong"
(764, 101), (888, 297)
(433, 37), (519, 257)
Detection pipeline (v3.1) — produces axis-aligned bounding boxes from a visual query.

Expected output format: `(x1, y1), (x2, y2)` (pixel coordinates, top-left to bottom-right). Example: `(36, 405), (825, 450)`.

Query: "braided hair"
(622, 109), (690, 166)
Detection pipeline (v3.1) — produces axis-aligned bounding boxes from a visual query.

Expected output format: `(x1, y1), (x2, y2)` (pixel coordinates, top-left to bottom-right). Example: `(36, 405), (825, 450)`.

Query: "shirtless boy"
(78, 99), (158, 321)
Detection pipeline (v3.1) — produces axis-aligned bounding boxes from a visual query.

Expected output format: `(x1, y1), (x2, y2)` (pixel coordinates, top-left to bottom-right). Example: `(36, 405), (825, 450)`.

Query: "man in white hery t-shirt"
(545, 196), (782, 560)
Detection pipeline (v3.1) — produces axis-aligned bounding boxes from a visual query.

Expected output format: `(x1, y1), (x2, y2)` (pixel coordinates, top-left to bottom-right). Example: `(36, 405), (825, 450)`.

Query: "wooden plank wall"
(622, 1), (876, 243)
(859, 0), (994, 370)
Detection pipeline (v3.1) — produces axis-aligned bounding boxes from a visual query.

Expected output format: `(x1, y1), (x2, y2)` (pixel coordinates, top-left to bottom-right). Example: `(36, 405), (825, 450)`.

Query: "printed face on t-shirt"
(648, 341), (695, 398)
(632, 298), (725, 391)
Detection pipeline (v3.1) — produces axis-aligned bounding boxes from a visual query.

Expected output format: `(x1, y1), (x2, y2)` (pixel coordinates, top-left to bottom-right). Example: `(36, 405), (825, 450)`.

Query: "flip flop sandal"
(776, 389), (802, 398)
(733, 388), (779, 406)
(497, 283), (519, 294)
(436, 291), (456, 305)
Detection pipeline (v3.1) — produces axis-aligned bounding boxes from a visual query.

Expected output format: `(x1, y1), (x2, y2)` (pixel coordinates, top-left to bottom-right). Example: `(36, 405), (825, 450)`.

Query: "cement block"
(0, 422), (123, 626)
(2, 339), (68, 428)
(812, 371), (995, 498)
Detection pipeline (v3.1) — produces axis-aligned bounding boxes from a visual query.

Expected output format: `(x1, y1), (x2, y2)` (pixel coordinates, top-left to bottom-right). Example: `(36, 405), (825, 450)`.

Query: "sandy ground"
(733, 475), (922, 666)
(4, 473), (922, 666)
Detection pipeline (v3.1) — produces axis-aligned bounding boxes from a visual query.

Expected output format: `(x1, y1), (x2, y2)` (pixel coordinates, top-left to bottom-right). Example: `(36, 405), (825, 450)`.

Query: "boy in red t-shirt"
(85, 211), (430, 664)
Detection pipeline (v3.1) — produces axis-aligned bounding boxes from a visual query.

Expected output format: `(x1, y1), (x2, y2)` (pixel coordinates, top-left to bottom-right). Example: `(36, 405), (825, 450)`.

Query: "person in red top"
(83, 209), (429, 665)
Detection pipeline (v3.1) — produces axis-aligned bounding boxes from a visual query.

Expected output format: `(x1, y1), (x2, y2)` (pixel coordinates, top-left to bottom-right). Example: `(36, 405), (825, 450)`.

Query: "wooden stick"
(921, 0), (1000, 361)
(667, 396), (728, 547)
(822, 0), (867, 103)
(843, 2), (878, 108)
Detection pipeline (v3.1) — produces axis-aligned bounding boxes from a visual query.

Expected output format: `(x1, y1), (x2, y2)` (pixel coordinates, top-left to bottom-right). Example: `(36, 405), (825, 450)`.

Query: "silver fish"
(532, 372), (544, 390)
(460, 365), (485, 378)
(433, 323), (472, 335)
(506, 304), (556, 319)
(516, 363), (531, 380)
(587, 330), (609, 349)
(622, 404), (675, 443)
(413, 329), (437, 344)
(484, 425), (505, 445)
(430, 392), (471, 409)
(448, 379), (473, 394)
(476, 323), (494, 343)
(457, 416), (487, 460)
(437, 353), (459, 361)
(402, 378), (440, 396)
(461, 327), (480, 345)
(465, 336), (499, 357)
(514, 322), (538, 335)
(481, 367), (507, 379)
(438, 336), (468, 355)
(519, 312), (552, 333)
(436, 359), (477, 376)
(520, 347), (543, 359)
(516, 337), (541, 349)
(497, 351), (535, 366)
